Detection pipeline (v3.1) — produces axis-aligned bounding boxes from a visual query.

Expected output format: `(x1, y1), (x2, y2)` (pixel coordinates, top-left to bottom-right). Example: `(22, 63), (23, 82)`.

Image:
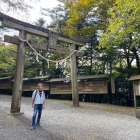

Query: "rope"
(18, 37), (77, 64)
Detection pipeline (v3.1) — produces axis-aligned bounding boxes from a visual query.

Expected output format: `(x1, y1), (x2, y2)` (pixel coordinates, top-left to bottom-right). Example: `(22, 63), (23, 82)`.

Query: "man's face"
(37, 83), (43, 91)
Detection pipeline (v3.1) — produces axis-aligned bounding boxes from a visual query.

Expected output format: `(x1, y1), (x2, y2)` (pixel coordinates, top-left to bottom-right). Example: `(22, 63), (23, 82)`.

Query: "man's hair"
(37, 82), (44, 86)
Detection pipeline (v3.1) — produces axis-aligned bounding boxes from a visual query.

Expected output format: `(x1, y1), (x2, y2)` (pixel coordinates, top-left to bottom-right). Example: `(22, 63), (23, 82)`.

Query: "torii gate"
(0, 12), (84, 113)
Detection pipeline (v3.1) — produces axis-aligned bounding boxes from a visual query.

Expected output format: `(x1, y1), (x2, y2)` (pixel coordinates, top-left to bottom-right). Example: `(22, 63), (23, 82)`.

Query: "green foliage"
(100, 0), (140, 49)
(64, 0), (114, 38)
(63, 0), (140, 76)
(65, 0), (96, 37)
(0, 44), (16, 77)
(99, 0), (140, 76)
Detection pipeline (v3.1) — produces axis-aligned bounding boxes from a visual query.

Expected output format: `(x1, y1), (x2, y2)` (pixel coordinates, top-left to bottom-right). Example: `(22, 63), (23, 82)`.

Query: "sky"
(1, 0), (61, 25)
(0, 0), (61, 39)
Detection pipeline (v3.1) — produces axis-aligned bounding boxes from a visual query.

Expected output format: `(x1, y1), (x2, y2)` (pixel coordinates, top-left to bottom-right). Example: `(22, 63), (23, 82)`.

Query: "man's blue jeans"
(32, 104), (43, 128)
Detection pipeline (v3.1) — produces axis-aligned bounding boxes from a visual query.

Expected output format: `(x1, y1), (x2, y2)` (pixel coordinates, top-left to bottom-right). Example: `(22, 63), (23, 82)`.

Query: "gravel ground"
(0, 95), (140, 140)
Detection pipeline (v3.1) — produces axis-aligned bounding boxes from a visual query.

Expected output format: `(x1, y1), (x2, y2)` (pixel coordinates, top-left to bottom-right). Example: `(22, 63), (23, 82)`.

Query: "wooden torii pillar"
(11, 31), (26, 113)
(70, 44), (79, 107)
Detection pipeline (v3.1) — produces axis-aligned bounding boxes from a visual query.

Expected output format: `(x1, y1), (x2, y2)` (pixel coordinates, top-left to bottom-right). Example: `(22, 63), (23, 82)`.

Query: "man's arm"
(32, 90), (36, 108)
(43, 92), (46, 109)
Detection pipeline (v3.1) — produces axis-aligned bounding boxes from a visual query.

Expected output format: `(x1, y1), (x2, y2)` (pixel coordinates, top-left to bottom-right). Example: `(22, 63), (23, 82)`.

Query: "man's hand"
(43, 103), (46, 109)
(32, 103), (34, 108)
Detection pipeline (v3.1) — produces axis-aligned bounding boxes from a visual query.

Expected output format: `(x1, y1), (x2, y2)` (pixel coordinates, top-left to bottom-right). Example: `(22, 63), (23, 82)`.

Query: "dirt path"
(0, 95), (140, 140)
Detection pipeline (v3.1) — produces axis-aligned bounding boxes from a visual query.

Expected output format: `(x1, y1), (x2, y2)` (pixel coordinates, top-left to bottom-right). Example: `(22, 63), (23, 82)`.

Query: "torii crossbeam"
(0, 12), (84, 113)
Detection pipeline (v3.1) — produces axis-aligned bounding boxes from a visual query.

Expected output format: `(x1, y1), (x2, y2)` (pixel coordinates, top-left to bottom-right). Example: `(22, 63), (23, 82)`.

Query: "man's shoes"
(36, 123), (41, 127)
(30, 126), (36, 130)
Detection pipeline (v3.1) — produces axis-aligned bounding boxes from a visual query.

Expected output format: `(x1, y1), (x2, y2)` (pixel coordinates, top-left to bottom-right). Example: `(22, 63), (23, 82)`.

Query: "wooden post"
(11, 30), (26, 113)
(133, 81), (137, 108)
(70, 44), (79, 107)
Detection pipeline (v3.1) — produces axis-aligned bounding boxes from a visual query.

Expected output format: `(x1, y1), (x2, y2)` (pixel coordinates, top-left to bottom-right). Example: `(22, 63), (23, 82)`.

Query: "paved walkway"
(0, 95), (140, 140)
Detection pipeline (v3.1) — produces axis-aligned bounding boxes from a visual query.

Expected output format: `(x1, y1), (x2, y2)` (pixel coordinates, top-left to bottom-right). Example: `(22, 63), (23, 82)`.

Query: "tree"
(99, 0), (140, 76)
(62, 0), (115, 75)
(64, 0), (114, 39)
(0, 0), (30, 11)
(0, 44), (16, 77)
(42, 3), (67, 33)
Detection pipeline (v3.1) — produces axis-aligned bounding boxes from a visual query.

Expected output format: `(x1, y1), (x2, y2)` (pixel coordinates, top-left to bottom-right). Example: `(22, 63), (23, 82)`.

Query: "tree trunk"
(125, 49), (132, 76)
(108, 60), (112, 104)
(70, 44), (79, 107)
(11, 30), (26, 113)
(132, 48), (140, 73)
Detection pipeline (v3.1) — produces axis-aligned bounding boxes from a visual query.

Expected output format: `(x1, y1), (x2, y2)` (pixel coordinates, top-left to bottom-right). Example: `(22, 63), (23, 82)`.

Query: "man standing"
(31, 83), (46, 129)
